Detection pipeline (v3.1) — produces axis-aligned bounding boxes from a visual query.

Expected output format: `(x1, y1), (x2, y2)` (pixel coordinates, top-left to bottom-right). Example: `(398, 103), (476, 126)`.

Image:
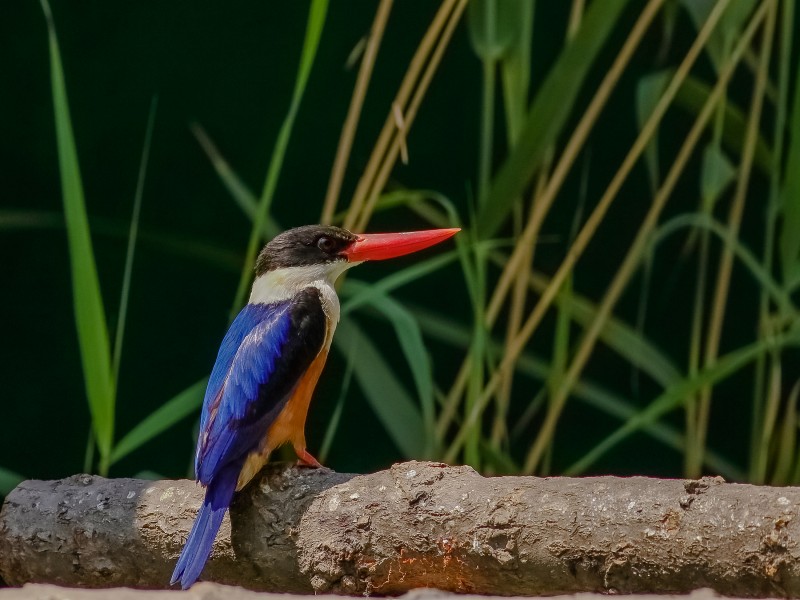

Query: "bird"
(170, 224), (459, 589)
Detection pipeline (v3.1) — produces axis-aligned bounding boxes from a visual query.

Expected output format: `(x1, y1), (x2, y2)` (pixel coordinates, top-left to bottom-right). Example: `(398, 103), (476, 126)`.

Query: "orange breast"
(236, 348), (329, 490)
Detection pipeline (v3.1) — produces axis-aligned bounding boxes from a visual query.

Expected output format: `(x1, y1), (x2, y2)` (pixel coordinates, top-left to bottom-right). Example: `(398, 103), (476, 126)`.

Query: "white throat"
(248, 261), (358, 345)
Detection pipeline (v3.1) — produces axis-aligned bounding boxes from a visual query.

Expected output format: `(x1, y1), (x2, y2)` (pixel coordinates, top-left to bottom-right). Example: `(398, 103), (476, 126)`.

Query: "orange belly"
(236, 348), (329, 490)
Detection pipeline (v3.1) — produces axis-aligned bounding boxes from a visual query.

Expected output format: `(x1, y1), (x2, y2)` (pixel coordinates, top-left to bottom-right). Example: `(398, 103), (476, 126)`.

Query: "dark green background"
(2, 2), (792, 482)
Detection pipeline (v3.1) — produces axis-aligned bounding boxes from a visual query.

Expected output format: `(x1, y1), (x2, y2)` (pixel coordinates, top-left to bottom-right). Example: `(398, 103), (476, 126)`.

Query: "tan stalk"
(492, 169), (549, 447)
(437, 0), (667, 441)
(520, 0), (770, 474)
(353, 0), (468, 232)
(694, 0), (775, 478)
(756, 355), (783, 483)
(343, 0), (458, 230)
(321, 0), (394, 225)
(567, 0), (585, 40)
(443, 0), (748, 465)
(436, 193), (545, 439)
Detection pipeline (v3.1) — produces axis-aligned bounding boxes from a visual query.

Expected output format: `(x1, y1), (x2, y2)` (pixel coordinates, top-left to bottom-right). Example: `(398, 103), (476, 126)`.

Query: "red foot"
(296, 448), (323, 468)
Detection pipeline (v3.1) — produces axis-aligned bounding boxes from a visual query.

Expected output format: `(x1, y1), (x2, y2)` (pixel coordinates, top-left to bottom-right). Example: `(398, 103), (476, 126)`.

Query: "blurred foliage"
(2, 0), (800, 495)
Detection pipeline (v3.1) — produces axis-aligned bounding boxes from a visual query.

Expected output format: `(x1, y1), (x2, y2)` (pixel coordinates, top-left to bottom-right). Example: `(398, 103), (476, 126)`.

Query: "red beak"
(342, 228), (460, 262)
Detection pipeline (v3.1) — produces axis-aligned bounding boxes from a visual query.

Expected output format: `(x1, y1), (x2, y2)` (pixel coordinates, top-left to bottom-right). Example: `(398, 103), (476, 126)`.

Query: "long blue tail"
(170, 465), (239, 589)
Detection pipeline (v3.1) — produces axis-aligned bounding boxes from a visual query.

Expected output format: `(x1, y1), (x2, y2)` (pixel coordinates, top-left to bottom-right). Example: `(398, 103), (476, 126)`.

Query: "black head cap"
(254, 225), (357, 275)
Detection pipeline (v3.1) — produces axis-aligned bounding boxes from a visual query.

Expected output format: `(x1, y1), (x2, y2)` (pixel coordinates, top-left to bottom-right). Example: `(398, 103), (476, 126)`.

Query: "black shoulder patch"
(246, 287), (326, 422)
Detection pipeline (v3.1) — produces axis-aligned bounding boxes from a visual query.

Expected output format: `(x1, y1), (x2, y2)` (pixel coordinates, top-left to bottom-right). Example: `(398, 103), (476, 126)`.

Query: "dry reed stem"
(354, 0), (468, 233)
(321, 0), (394, 225)
(437, 0), (666, 444)
(492, 170), (549, 447)
(343, 0), (457, 231)
(522, 0), (769, 474)
(695, 0), (776, 479)
(443, 0), (735, 464)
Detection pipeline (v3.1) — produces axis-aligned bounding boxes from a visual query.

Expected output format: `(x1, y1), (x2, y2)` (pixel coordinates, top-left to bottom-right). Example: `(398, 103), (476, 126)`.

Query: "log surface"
(0, 584), (748, 600)
(1, 461), (799, 596)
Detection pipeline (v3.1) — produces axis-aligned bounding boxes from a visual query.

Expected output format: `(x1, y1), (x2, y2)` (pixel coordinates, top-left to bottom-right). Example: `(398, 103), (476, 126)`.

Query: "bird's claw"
(296, 448), (323, 468)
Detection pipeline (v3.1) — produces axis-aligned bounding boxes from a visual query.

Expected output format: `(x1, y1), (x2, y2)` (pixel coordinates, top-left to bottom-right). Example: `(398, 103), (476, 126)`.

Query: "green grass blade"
(113, 97), (158, 383)
(318, 336), (356, 464)
(0, 467), (24, 496)
(0, 209), (245, 273)
(191, 124), (281, 240)
(333, 317), (425, 458)
(477, 0), (631, 238)
(340, 240), (507, 319)
(654, 213), (796, 315)
(341, 280), (436, 456)
(552, 279), (681, 387)
(486, 255), (682, 387)
(771, 379), (799, 485)
(412, 304), (743, 479)
(499, 0), (533, 145)
(566, 331), (800, 476)
(341, 251), (459, 315)
(133, 470), (164, 481)
(109, 378), (207, 465)
(41, 0), (115, 469)
(232, 0), (329, 314)
(0, 209), (63, 230)
(780, 52), (800, 287)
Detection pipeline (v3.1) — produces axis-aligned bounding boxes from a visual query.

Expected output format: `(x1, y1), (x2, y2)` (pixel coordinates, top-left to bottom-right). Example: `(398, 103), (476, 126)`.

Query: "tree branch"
(1, 461), (799, 596)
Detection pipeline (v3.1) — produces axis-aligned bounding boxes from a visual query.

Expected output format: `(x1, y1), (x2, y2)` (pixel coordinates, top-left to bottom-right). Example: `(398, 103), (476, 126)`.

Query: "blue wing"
(195, 289), (326, 485)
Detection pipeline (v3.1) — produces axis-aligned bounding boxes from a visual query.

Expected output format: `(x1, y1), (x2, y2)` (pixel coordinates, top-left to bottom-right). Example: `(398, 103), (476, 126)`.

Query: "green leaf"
(680, 0), (757, 74)
(467, 0), (523, 61)
(499, 0), (533, 145)
(636, 71), (669, 193)
(700, 144), (736, 210)
(478, 0), (631, 238)
(673, 73), (772, 175)
(342, 280), (436, 455)
(0, 467), (24, 496)
(41, 0), (115, 467)
(333, 318), (426, 458)
(109, 378), (207, 465)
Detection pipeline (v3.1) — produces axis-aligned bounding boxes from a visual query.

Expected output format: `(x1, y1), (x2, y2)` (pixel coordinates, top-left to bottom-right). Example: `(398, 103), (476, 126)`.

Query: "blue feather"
(196, 302), (292, 484)
(172, 290), (326, 588)
(170, 462), (239, 590)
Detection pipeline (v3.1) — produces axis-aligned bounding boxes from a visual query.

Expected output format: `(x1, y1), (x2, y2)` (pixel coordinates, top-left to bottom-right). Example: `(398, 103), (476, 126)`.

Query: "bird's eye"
(316, 236), (336, 253)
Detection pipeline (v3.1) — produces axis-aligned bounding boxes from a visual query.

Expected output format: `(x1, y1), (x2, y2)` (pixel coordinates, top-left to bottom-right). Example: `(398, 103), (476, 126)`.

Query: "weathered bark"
(1, 461), (799, 596)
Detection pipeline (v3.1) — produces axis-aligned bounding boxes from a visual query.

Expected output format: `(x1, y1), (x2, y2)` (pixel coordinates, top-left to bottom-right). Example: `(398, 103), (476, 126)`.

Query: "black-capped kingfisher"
(170, 224), (459, 589)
